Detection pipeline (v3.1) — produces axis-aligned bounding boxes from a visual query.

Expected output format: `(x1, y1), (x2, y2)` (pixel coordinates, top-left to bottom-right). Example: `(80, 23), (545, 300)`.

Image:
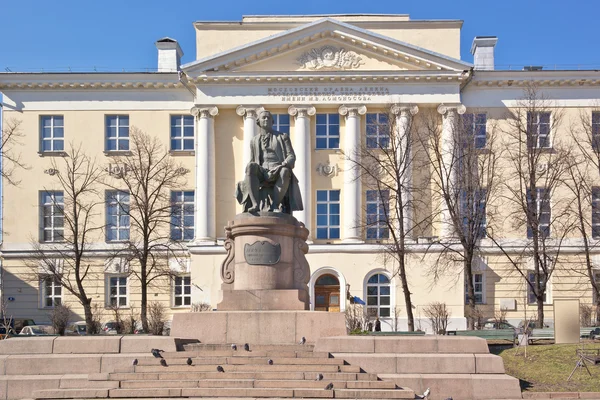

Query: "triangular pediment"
(182, 18), (472, 77)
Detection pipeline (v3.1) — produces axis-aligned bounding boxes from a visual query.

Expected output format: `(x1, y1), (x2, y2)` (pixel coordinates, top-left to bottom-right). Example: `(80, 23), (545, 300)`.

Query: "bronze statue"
(235, 110), (303, 214)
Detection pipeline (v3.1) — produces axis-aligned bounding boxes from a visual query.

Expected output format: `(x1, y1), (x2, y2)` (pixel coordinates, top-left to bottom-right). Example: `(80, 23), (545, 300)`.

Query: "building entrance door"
(314, 274), (340, 312)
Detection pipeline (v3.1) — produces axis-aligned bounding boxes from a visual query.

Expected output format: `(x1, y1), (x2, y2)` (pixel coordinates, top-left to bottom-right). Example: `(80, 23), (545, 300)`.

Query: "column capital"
(236, 105), (264, 119)
(288, 105), (316, 119)
(338, 104), (367, 117)
(390, 104), (419, 116)
(437, 103), (466, 116)
(191, 106), (219, 119)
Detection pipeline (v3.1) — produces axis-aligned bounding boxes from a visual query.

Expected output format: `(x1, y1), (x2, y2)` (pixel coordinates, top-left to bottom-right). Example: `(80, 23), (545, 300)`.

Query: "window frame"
(366, 113), (390, 149)
(365, 273), (392, 318)
(459, 188), (487, 240)
(40, 276), (62, 309)
(272, 113), (290, 134)
(593, 187), (600, 239)
(527, 187), (551, 239)
(106, 190), (130, 242)
(527, 111), (552, 149)
(172, 275), (192, 308)
(40, 115), (65, 153)
(591, 111), (600, 150)
(316, 113), (340, 149)
(170, 115), (195, 152)
(170, 190), (195, 241)
(106, 274), (128, 308)
(315, 190), (340, 240)
(105, 115), (130, 152)
(593, 270), (600, 304)
(527, 270), (550, 304)
(465, 272), (485, 305)
(41, 191), (65, 243)
(461, 113), (487, 149)
(366, 189), (389, 240)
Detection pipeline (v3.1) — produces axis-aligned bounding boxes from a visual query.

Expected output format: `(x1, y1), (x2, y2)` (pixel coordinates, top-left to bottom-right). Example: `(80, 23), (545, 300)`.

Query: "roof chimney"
(155, 37), (183, 72)
(470, 36), (498, 71)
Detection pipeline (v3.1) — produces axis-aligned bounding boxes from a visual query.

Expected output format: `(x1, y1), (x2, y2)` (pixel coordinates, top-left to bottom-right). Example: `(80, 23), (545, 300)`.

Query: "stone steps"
(183, 343), (315, 352)
(136, 356), (344, 366)
(108, 371), (379, 381)
(164, 350), (328, 358)
(132, 364), (360, 373)
(117, 379), (397, 389)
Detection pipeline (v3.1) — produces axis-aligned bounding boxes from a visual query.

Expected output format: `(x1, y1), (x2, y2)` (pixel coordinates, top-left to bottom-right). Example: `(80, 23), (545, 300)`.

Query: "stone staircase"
(32, 344), (415, 399)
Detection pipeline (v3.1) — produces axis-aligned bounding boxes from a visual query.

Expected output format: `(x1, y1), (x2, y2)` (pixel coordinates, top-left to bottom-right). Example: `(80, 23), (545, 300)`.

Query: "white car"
(19, 325), (54, 335)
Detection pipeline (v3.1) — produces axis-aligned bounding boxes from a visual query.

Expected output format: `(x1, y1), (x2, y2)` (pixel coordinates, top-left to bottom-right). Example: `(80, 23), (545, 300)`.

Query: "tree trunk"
(141, 285), (148, 332)
(398, 258), (414, 332)
(83, 298), (94, 334)
(537, 296), (545, 328)
(465, 257), (476, 330)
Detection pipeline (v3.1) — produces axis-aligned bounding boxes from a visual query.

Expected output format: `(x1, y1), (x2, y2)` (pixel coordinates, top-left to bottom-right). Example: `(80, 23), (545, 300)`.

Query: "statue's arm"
(281, 133), (296, 168)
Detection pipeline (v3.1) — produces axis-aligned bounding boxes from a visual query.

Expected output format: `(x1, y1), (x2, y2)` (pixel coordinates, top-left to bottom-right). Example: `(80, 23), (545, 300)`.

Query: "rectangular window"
(593, 112), (600, 150)
(594, 271), (600, 303)
(527, 111), (551, 149)
(105, 115), (130, 151)
(366, 190), (389, 239)
(106, 191), (130, 242)
(42, 277), (62, 308)
(527, 271), (548, 304)
(366, 113), (390, 149)
(41, 191), (64, 242)
(108, 276), (128, 307)
(171, 191), (195, 241)
(316, 190), (340, 239)
(465, 273), (484, 304)
(593, 187), (600, 238)
(527, 188), (550, 238)
(461, 113), (487, 149)
(40, 116), (64, 152)
(273, 114), (290, 134)
(173, 275), (191, 307)
(170, 115), (194, 151)
(460, 189), (487, 239)
(316, 114), (340, 149)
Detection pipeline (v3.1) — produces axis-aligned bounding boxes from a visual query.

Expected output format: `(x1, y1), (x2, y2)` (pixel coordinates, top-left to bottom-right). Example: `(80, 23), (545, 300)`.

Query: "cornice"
(0, 81), (186, 90)
(470, 70), (600, 88)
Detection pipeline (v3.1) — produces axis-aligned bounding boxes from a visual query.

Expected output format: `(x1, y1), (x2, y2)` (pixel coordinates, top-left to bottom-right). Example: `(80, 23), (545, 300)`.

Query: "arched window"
(314, 274), (341, 312)
(366, 273), (391, 317)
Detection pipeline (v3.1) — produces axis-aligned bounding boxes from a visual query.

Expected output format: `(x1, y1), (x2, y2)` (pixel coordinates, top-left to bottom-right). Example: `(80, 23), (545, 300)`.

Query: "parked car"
(101, 321), (119, 335)
(64, 322), (87, 336)
(19, 325), (54, 336)
(0, 317), (36, 336)
(517, 320), (549, 334)
(482, 321), (517, 330)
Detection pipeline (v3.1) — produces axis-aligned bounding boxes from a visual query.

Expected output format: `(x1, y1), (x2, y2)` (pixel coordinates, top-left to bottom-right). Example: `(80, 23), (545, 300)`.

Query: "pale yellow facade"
(1, 14), (599, 332)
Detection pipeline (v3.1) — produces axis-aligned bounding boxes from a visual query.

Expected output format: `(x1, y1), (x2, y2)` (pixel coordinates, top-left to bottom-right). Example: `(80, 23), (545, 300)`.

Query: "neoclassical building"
(1, 14), (599, 331)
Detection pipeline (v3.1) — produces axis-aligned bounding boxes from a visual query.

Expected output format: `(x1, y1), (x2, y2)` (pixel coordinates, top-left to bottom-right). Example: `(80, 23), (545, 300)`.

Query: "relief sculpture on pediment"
(297, 45), (363, 70)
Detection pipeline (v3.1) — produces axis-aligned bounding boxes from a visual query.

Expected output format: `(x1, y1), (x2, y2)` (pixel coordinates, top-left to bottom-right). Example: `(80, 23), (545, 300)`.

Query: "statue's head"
(256, 110), (274, 130)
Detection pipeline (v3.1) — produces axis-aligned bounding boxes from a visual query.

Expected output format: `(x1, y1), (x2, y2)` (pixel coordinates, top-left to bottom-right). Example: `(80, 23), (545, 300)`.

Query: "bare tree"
(106, 127), (189, 332)
(1, 117), (27, 185)
(417, 106), (502, 330)
(29, 145), (105, 334)
(563, 108), (600, 323)
(344, 106), (420, 331)
(488, 83), (574, 328)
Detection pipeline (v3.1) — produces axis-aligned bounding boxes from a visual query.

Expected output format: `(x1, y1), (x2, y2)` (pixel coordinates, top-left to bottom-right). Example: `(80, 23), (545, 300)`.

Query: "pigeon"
(268, 359), (273, 365)
(299, 336), (306, 345)
(160, 359), (168, 367)
(151, 349), (164, 358)
(443, 398), (453, 400)
(244, 343), (250, 351)
(186, 357), (193, 366)
(231, 344), (237, 351)
(325, 383), (334, 390)
(417, 388), (431, 399)
(337, 365), (341, 373)
(315, 373), (324, 381)
(217, 365), (225, 373)
(132, 359), (138, 366)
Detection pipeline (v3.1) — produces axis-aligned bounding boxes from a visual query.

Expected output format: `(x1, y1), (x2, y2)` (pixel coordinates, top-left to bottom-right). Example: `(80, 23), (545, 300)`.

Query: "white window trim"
(272, 113), (290, 134)
(40, 115), (65, 153)
(40, 276), (62, 309)
(366, 113), (390, 149)
(105, 115), (130, 152)
(41, 191), (64, 243)
(316, 190), (340, 240)
(316, 113), (340, 150)
(106, 190), (130, 242)
(105, 274), (129, 308)
(365, 189), (389, 240)
(462, 112), (487, 149)
(171, 190), (195, 241)
(363, 269), (394, 319)
(528, 111), (552, 149)
(308, 267), (347, 312)
(526, 269), (552, 305)
(170, 115), (195, 151)
(592, 187), (600, 239)
(528, 187), (551, 238)
(172, 275), (192, 308)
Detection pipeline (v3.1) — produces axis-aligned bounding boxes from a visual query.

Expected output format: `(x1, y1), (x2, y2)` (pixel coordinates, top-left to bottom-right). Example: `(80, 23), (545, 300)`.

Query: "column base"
(191, 238), (217, 246)
(341, 237), (364, 244)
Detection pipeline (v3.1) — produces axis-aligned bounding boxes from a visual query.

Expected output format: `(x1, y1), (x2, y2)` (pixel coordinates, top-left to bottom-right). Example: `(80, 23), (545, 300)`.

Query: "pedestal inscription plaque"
(244, 241), (281, 265)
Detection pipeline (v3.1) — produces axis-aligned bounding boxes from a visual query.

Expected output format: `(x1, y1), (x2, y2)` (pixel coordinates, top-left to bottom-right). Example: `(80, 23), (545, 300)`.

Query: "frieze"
(267, 86), (390, 103)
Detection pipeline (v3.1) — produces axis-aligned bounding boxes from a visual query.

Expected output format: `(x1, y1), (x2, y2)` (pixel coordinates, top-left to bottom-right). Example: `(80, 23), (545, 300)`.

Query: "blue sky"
(1, 0), (598, 72)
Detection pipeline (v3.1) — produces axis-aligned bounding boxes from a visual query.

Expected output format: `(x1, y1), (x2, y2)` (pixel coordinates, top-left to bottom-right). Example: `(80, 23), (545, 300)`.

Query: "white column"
(437, 103), (466, 238)
(339, 104), (367, 243)
(191, 106), (218, 244)
(288, 105), (316, 239)
(390, 104), (419, 238)
(236, 105), (264, 168)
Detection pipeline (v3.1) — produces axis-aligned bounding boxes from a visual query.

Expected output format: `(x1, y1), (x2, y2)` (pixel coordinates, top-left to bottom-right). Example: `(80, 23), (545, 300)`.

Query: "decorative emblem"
(316, 163), (338, 176)
(244, 241), (281, 265)
(106, 163), (129, 179)
(297, 45), (363, 70)
(44, 168), (59, 176)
